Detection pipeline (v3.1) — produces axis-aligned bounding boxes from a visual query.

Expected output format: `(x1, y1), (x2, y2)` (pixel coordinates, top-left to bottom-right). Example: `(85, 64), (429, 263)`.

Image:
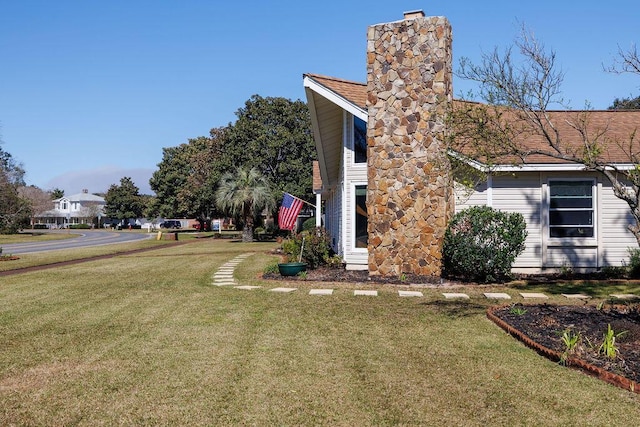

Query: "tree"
(17, 185), (53, 228)
(220, 95), (316, 203)
(609, 96), (640, 110)
(215, 167), (275, 242)
(449, 28), (640, 245)
(607, 46), (640, 110)
(50, 188), (64, 199)
(0, 169), (30, 233)
(104, 177), (143, 224)
(0, 145), (29, 233)
(149, 129), (225, 219)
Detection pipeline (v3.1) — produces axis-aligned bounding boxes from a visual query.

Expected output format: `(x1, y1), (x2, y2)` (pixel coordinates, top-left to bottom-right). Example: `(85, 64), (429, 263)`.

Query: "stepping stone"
(213, 281), (235, 286)
(442, 292), (470, 299)
(354, 290), (378, 296)
(234, 285), (261, 290)
(213, 275), (234, 280)
(309, 289), (333, 295)
(562, 293), (591, 299)
(519, 292), (549, 299)
(270, 287), (297, 293)
(214, 279), (236, 284)
(484, 292), (511, 300)
(610, 294), (639, 300)
(398, 290), (423, 297)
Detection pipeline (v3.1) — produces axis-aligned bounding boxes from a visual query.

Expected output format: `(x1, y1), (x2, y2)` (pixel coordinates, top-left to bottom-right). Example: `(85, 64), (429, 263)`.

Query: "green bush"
(70, 224), (91, 229)
(302, 217), (317, 231)
(443, 206), (527, 283)
(282, 227), (332, 269)
(627, 248), (640, 278)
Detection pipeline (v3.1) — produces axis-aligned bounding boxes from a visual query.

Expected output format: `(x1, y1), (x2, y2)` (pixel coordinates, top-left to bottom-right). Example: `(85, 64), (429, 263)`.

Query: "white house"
(38, 189), (106, 228)
(304, 11), (640, 274)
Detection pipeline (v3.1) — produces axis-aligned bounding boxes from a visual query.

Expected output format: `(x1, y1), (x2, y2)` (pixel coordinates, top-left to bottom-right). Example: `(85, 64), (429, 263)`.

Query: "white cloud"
(44, 166), (155, 195)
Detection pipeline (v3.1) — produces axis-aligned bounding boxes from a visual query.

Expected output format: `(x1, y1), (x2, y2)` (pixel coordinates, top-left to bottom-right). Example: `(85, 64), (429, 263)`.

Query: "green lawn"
(1, 239), (639, 425)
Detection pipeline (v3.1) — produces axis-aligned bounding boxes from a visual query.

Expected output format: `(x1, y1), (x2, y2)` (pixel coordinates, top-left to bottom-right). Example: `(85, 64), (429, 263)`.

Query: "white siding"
(492, 174), (542, 268)
(600, 177), (637, 266)
(342, 113), (368, 269)
(456, 173), (542, 269)
(325, 187), (342, 255)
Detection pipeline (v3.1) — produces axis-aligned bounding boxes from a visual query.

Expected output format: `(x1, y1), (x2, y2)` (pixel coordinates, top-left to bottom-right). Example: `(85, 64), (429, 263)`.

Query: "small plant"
(559, 329), (581, 365)
(325, 255), (344, 269)
(282, 227), (332, 269)
(598, 324), (627, 359)
(263, 263), (280, 275)
(399, 273), (407, 283)
(297, 270), (308, 280)
(628, 248), (640, 278)
(508, 304), (527, 316)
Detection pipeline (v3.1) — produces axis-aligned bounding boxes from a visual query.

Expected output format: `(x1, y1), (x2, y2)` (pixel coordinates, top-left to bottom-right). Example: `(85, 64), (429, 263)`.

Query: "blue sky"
(1, 1), (638, 195)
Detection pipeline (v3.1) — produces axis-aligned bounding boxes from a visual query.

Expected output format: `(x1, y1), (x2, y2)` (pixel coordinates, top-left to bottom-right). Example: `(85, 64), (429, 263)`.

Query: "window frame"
(352, 116), (367, 164)
(547, 178), (596, 241)
(351, 183), (368, 252)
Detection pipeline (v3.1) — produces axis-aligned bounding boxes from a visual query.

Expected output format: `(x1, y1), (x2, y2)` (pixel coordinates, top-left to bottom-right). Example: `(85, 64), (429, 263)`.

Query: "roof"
(55, 192), (105, 203)
(305, 73), (640, 166)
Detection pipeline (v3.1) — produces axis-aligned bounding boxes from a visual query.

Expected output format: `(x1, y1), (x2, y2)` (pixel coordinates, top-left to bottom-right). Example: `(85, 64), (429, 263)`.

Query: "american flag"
(278, 193), (304, 231)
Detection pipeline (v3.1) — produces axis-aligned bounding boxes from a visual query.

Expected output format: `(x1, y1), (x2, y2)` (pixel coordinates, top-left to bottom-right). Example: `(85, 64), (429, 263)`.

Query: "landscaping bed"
(489, 303), (640, 391)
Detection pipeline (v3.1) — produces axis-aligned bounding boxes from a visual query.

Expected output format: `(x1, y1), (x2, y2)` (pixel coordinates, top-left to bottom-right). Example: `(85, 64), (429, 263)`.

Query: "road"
(2, 230), (155, 254)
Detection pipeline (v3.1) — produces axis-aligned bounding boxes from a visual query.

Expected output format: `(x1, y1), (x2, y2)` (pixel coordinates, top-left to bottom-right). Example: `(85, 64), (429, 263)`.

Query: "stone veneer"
(366, 12), (454, 277)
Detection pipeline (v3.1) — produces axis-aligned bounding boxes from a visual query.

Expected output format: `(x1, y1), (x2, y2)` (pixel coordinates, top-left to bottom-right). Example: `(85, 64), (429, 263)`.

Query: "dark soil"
(492, 303), (640, 385)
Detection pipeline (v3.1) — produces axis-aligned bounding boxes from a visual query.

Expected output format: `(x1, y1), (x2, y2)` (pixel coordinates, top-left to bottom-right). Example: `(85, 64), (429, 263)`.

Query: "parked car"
(160, 220), (182, 229)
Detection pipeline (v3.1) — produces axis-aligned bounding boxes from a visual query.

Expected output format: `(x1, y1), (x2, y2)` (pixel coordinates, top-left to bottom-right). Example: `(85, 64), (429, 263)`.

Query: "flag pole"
(285, 192), (316, 209)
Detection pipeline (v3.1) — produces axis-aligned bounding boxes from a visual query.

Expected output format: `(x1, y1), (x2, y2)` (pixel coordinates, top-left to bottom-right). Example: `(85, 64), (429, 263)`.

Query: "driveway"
(2, 230), (155, 254)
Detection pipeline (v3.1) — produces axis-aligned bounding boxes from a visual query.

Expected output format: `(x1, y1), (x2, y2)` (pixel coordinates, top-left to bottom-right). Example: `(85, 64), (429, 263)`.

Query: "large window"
(549, 180), (594, 238)
(355, 185), (368, 248)
(354, 117), (367, 163)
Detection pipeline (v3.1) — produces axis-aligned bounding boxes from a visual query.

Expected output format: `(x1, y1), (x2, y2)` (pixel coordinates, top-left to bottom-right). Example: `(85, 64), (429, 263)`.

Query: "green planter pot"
(278, 262), (307, 276)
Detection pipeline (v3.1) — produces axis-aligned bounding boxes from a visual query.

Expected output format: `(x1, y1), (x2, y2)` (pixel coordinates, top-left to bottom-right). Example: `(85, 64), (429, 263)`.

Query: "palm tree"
(215, 167), (275, 242)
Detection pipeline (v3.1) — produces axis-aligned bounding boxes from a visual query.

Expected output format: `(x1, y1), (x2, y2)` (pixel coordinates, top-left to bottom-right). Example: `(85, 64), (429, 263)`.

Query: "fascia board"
(303, 76), (367, 121)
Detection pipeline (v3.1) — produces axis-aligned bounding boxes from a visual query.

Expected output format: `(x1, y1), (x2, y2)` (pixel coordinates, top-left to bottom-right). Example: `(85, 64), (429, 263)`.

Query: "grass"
(1, 239), (639, 425)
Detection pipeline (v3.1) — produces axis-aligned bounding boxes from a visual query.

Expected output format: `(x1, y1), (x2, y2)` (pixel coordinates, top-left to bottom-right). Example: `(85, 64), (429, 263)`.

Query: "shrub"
(282, 227), (332, 269)
(443, 206), (527, 283)
(302, 217), (316, 231)
(627, 248), (640, 278)
(70, 224), (91, 229)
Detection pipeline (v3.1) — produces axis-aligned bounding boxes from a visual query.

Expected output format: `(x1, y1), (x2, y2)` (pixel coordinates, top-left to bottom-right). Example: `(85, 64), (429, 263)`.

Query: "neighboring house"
(304, 10), (640, 274)
(37, 189), (106, 228)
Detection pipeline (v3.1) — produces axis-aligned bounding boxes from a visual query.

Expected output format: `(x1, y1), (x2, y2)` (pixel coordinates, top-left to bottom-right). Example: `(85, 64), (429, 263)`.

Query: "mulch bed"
(489, 303), (640, 392)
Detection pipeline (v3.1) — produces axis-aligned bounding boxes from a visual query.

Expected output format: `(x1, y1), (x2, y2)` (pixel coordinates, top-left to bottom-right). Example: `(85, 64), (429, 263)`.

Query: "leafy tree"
(104, 177), (143, 224)
(50, 188), (64, 199)
(220, 95), (316, 203)
(609, 96), (640, 110)
(0, 145), (29, 233)
(149, 129), (225, 219)
(0, 169), (30, 233)
(215, 167), (275, 242)
(449, 28), (640, 245)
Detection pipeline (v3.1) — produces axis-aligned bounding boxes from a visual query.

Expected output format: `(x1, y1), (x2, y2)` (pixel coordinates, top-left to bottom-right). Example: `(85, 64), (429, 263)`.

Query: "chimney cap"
(403, 10), (425, 20)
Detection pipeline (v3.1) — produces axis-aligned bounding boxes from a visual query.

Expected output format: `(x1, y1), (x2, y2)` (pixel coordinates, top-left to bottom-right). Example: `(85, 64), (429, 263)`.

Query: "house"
(304, 10), (640, 275)
(38, 189), (106, 228)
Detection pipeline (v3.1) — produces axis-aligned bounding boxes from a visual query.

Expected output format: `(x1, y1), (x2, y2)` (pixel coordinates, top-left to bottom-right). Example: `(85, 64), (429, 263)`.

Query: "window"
(355, 185), (368, 248)
(354, 117), (367, 163)
(549, 180), (594, 238)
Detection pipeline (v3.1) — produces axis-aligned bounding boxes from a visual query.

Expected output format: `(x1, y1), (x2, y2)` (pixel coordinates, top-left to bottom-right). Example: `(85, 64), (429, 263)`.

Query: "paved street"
(2, 230), (154, 254)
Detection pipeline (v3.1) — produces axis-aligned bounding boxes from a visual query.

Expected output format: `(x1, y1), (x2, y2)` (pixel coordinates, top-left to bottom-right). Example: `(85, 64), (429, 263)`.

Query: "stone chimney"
(366, 11), (454, 277)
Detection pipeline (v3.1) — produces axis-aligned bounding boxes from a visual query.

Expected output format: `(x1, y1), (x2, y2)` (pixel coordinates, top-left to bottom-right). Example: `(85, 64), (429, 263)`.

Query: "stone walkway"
(213, 253), (640, 301)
